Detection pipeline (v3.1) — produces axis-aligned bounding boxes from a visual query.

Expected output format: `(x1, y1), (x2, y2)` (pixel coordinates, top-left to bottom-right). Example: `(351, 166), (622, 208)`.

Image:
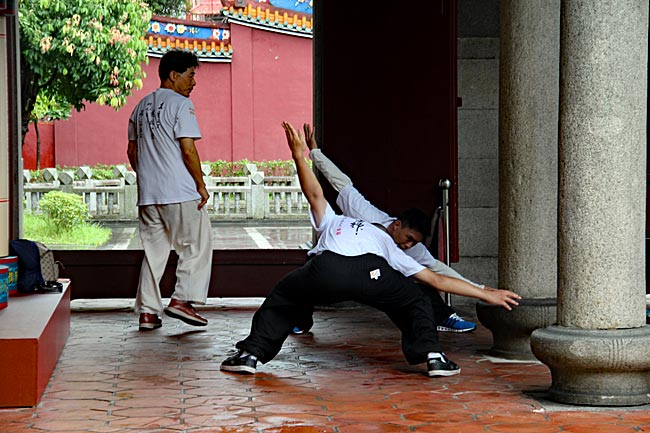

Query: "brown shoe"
(139, 313), (162, 331)
(164, 299), (208, 326)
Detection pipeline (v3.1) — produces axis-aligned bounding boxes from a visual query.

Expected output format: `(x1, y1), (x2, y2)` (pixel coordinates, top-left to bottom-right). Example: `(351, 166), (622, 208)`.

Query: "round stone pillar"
(477, 0), (559, 360)
(531, 0), (650, 405)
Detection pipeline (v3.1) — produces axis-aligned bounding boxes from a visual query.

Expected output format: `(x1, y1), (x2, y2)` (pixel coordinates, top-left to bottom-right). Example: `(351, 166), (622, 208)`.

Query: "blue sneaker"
(437, 313), (476, 333)
(291, 326), (305, 334)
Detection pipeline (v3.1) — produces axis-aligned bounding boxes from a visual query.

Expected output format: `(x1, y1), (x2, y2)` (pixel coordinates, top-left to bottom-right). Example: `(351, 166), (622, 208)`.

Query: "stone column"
(476, 0), (560, 360)
(531, 0), (650, 406)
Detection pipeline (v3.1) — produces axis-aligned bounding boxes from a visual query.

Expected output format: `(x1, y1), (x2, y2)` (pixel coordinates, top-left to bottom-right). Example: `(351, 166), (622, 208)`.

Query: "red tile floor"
(1, 300), (650, 433)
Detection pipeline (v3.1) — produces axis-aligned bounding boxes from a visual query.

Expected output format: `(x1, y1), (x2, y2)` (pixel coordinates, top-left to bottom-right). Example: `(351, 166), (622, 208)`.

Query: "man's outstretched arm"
(282, 122), (327, 227)
(412, 269), (521, 311)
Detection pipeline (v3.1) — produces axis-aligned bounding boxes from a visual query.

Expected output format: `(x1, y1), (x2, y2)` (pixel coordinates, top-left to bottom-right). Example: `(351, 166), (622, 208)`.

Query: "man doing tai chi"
(219, 122), (520, 377)
(291, 125), (499, 334)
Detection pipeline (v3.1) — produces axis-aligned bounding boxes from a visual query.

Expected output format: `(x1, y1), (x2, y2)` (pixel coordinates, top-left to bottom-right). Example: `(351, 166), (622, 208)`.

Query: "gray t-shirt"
(128, 88), (202, 206)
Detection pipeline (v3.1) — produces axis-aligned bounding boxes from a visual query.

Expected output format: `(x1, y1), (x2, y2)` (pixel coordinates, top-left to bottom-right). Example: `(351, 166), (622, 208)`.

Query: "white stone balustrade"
(23, 166), (308, 221)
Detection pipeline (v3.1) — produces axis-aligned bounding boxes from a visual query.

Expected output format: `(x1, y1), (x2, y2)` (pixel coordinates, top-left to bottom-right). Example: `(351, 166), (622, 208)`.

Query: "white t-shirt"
(308, 204), (425, 277)
(128, 88), (202, 206)
(336, 183), (482, 287)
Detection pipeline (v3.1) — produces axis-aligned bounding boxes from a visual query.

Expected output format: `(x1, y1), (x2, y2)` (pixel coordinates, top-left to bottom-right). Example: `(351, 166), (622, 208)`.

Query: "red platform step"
(0, 280), (71, 407)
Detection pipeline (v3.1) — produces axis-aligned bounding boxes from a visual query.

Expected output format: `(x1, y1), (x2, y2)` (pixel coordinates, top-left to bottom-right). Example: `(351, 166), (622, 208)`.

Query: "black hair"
(397, 208), (430, 238)
(158, 50), (199, 81)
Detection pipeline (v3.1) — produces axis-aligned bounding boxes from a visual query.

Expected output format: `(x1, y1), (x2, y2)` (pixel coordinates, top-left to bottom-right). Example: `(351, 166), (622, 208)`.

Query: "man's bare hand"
(197, 186), (209, 210)
(483, 289), (521, 311)
(303, 123), (318, 150)
(282, 121), (307, 157)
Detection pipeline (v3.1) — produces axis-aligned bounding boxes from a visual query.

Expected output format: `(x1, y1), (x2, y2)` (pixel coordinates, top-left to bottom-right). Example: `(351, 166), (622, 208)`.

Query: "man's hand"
(282, 121), (307, 158)
(482, 289), (521, 311)
(303, 123), (318, 150)
(197, 186), (209, 210)
(281, 121), (327, 226)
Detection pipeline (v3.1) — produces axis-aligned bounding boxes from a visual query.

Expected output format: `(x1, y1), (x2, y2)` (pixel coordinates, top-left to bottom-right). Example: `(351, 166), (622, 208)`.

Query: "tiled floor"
(1, 301), (650, 433)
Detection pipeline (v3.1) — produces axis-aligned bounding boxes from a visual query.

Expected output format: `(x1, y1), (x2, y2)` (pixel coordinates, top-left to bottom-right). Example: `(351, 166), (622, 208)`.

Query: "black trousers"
(236, 251), (442, 365)
(292, 271), (455, 331)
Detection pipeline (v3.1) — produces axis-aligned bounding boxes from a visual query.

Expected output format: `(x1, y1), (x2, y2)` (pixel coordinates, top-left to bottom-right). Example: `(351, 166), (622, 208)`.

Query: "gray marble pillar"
(476, 0), (560, 360)
(531, 0), (650, 406)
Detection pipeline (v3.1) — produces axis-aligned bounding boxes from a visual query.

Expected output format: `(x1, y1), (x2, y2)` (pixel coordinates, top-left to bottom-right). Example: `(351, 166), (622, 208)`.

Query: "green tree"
(148, 0), (189, 17)
(30, 94), (70, 169)
(19, 0), (152, 142)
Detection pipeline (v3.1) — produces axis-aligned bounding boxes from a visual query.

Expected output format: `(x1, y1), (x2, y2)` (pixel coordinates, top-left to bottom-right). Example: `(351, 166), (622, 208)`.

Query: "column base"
(476, 298), (556, 360)
(531, 326), (650, 406)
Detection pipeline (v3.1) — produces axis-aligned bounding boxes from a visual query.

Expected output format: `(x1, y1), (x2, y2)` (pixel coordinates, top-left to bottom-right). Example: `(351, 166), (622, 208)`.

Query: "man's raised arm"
(282, 122), (327, 227)
(303, 124), (352, 192)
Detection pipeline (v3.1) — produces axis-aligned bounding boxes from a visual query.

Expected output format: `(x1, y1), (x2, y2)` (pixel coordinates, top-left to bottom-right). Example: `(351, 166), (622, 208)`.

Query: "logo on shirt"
(370, 269), (381, 280)
(350, 220), (365, 235)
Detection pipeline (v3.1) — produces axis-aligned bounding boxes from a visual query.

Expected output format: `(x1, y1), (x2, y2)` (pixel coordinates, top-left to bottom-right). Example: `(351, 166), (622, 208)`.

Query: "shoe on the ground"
(220, 351), (257, 374)
(427, 353), (461, 377)
(164, 299), (208, 326)
(291, 326), (305, 334)
(139, 313), (162, 331)
(437, 313), (476, 333)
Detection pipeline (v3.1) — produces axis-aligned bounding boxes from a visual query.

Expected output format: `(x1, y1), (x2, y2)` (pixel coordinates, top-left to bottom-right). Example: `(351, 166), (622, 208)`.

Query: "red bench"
(0, 281), (70, 407)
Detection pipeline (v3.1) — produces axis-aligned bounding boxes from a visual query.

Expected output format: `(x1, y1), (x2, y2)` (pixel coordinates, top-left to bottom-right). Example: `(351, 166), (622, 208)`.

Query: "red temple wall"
(23, 24), (312, 169)
(22, 122), (55, 169)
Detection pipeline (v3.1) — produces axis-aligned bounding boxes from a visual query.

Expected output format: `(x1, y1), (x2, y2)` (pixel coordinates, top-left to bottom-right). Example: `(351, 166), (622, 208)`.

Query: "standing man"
(127, 49), (212, 331)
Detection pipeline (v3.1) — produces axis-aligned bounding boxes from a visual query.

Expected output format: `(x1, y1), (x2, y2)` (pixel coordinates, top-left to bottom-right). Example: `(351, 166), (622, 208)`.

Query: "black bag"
(8, 239), (62, 293)
(9, 239), (45, 293)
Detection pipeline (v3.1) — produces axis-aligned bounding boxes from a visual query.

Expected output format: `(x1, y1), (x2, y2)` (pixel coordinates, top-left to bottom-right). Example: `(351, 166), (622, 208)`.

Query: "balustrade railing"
(23, 164), (310, 221)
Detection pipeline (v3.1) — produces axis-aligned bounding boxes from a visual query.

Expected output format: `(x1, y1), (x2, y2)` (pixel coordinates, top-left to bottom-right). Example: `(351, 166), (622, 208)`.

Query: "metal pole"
(439, 178), (452, 306)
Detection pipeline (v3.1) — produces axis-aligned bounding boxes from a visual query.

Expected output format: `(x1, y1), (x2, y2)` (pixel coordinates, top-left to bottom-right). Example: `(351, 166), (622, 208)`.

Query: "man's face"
(391, 221), (424, 250)
(171, 66), (197, 97)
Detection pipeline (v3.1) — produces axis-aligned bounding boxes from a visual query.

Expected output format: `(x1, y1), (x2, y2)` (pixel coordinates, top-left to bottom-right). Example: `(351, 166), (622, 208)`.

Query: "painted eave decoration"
(221, 0), (313, 38)
(146, 15), (234, 62)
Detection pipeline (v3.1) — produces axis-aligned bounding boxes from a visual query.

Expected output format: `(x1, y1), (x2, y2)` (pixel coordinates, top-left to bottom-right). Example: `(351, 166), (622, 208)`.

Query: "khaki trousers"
(135, 200), (212, 315)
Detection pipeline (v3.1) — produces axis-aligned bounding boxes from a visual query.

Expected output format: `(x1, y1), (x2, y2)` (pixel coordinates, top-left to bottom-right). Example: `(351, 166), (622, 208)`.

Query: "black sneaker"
(427, 354), (461, 377)
(220, 351), (257, 374)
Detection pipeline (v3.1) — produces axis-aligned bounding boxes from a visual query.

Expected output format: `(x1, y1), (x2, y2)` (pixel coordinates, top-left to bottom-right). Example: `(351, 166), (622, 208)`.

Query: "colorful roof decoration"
(145, 1), (311, 61)
(146, 15), (233, 62)
(221, 0), (312, 38)
(189, 0), (223, 17)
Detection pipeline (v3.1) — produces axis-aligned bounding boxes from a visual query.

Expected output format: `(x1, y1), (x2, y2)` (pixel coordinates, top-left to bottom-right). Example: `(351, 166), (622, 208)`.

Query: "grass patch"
(24, 213), (111, 246)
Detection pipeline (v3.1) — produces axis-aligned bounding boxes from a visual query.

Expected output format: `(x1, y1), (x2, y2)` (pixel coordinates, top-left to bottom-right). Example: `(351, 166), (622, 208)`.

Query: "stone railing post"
(58, 171), (75, 194)
(123, 171), (138, 220)
(42, 167), (58, 183)
(250, 171), (265, 219)
(76, 166), (92, 181)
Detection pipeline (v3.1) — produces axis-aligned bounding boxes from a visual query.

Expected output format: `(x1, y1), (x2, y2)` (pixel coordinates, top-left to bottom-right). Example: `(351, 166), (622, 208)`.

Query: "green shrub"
(88, 164), (115, 180)
(39, 191), (89, 231)
(256, 160), (296, 176)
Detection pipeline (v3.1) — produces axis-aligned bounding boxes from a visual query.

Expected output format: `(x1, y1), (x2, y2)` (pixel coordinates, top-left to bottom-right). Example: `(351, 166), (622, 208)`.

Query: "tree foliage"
(147, 0), (189, 17)
(19, 0), (152, 141)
